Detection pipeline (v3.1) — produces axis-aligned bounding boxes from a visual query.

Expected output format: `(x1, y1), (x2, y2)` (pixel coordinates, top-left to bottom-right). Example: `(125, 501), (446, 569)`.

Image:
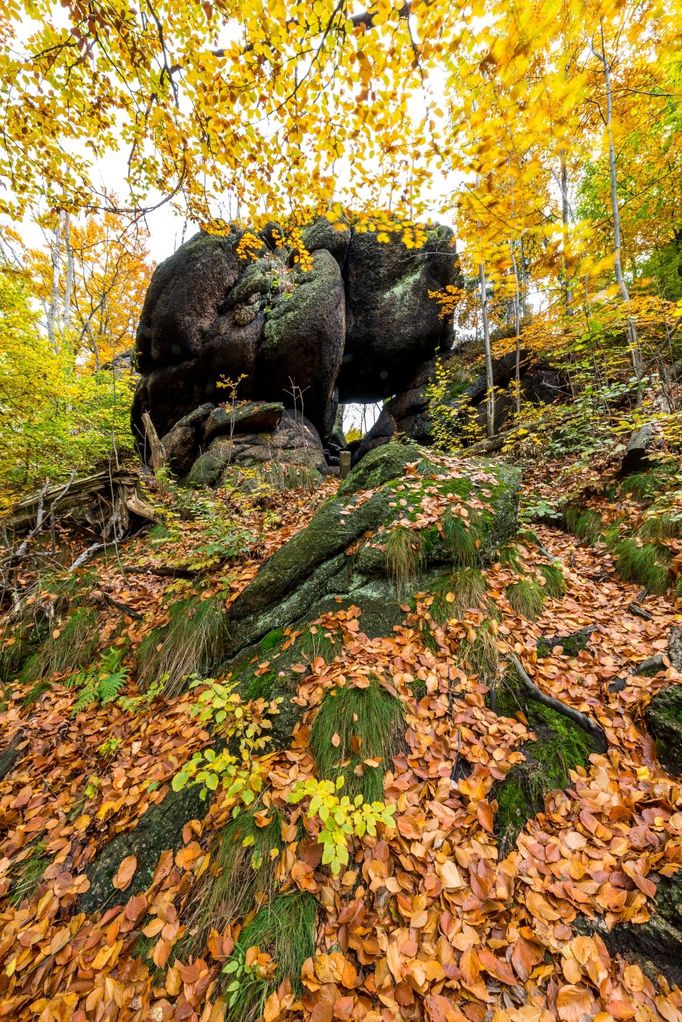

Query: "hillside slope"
(0, 441), (680, 1022)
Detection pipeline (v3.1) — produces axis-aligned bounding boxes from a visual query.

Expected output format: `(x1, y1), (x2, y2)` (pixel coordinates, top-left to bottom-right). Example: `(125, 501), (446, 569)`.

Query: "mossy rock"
(187, 452), (227, 488)
(493, 689), (597, 854)
(582, 870), (682, 986)
(339, 441), (421, 497)
(79, 781), (209, 913)
(537, 626), (593, 658)
(645, 685), (682, 775)
(224, 442), (519, 658)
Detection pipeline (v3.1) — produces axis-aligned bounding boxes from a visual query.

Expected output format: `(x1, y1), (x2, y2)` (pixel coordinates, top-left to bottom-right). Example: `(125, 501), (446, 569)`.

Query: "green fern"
(68, 646), (129, 713)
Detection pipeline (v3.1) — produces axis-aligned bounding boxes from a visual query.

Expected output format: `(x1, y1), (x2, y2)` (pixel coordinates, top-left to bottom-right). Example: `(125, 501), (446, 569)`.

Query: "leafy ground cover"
(0, 442), (680, 1022)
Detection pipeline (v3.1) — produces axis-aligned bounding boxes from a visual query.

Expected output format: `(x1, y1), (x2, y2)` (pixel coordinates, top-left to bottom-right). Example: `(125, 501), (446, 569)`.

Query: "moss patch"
(493, 685), (596, 855)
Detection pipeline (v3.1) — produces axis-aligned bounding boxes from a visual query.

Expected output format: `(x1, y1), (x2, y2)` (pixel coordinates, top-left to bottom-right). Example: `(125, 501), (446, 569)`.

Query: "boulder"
(222, 441), (520, 658)
(159, 403), (215, 475)
(258, 250), (345, 431)
(132, 219), (460, 452)
(340, 225), (458, 401)
(645, 685), (682, 775)
(204, 401), (284, 442)
(187, 410), (327, 487)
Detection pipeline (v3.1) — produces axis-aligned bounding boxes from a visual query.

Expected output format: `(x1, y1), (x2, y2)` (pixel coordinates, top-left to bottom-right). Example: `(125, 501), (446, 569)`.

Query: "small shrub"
(506, 578), (546, 620)
(288, 776), (395, 874)
(613, 539), (670, 595)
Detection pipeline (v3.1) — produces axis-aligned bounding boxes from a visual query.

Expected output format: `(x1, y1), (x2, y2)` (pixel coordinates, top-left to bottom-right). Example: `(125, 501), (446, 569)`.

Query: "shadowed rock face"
(132, 219), (459, 445)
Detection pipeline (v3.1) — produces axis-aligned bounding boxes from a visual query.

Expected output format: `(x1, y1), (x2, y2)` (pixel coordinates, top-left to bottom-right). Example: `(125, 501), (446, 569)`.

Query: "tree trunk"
(595, 19), (642, 388)
(509, 242), (522, 416)
(479, 262), (495, 439)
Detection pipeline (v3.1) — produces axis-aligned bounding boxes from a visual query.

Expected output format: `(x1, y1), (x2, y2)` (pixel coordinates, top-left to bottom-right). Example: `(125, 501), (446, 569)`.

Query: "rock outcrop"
(132, 219), (459, 456)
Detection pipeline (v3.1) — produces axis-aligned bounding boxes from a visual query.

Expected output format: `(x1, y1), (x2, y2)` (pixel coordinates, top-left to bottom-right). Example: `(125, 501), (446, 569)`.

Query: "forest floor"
(0, 437), (680, 1022)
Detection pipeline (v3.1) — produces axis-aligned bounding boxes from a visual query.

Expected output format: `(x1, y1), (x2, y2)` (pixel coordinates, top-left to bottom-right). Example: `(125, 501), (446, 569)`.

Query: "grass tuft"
(429, 568), (487, 623)
(537, 563), (566, 598)
(8, 842), (50, 907)
(441, 510), (480, 567)
(385, 526), (423, 590)
(613, 539), (670, 595)
(506, 578), (546, 620)
(499, 544), (523, 573)
(310, 682), (404, 802)
(136, 595), (226, 696)
(181, 806), (283, 958)
(564, 507), (603, 544)
(223, 891), (317, 1020)
(457, 621), (499, 683)
(20, 608), (99, 683)
(639, 513), (682, 540)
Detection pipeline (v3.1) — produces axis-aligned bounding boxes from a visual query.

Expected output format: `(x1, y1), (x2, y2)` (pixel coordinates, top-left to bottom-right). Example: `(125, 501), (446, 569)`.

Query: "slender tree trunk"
(560, 152), (573, 311)
(63, 212), (74, 332)
(46, 214), (64, 352)
(479, 263), (495, 439)
(509, 243), (522, 415)
(595, 19), (642, 387)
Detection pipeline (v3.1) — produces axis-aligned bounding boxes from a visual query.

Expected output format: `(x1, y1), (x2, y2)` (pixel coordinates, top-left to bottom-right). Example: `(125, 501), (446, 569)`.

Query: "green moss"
(537, 563), (566, 598)
(20, 607), (99, 683)
(136, 594), (227, 695)
(613, 539), (670, 595)
(180, 806), (284, 958)
(223, 891), (317, 1018)
(506, 578), (546, 620)
(494, 700), (595, 854)
(310, 682), (404, 802)
(565, 507), (603, 544)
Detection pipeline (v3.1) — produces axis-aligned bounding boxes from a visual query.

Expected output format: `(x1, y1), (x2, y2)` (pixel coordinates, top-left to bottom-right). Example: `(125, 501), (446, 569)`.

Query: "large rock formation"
(132, 219), (459, 453)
